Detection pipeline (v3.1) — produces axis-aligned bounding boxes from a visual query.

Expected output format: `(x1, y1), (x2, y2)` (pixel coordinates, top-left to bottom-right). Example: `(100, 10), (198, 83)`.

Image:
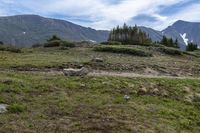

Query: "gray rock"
(124, 95), (130, 101)
(92, 58), (104, 63)
(138, 87), (148, 95)
(0, 104), (8, 113)
(63, 67), (89, 76)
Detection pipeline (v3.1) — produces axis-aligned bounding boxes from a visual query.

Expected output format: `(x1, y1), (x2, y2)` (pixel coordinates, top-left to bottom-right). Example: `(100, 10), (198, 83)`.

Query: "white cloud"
(154, 3), (200, 30)
(0, 0), (199, 30)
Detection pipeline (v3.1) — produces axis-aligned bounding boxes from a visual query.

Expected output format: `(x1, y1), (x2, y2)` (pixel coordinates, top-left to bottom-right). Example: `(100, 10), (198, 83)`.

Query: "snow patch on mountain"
(180, 33), (189, 45)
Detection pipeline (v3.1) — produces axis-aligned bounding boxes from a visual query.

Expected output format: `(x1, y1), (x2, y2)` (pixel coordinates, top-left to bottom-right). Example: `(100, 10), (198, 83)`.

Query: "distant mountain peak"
(0, 14), (109, 47)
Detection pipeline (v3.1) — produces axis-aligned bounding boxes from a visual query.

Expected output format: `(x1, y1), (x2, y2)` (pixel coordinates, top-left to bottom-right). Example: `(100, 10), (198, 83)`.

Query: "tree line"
(108, 24), (152, 45)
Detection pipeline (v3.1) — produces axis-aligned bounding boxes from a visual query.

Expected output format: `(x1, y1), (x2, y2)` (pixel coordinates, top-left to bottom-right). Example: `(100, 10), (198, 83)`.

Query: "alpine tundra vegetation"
(0, 0), (200, 132)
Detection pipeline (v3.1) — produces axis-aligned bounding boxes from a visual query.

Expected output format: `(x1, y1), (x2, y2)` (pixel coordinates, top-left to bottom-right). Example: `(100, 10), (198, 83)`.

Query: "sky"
(0, 0), (200, 30)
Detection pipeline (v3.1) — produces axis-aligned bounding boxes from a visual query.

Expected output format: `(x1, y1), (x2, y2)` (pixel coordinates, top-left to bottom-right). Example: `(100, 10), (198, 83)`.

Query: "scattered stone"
(124, 95), (130, 101)
(0, 104), (8, 113)
(80, 84), (86, 87)
(144, 68), (159, 76)
(91, 58), (104, 63)
(63, 67), (89, 76)
(151, 88), (159, 95)
(184, 94), (194, 104)
(193, 93), (200, 102)
(183, 87), (191, 93)
(138, 87), (147, 95)
(161, 90), (169, 97)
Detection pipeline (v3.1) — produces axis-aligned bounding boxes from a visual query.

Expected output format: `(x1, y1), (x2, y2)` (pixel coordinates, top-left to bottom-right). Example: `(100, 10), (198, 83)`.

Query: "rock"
(151, 88), (159, 95)
(161, 90), (169, 97)
(144, 68), (159, 76)
(193, 93), (200, 102)
(184, 94), (194, 104)
(80, 84), (86, 87)
(183, 87), (191, 93)
(91, 58), (104, 63)
(138, 87), (147, 95)
(124, 95), (130, 101)
(63, 67), (89, 76)
(0, 104), (8, 113)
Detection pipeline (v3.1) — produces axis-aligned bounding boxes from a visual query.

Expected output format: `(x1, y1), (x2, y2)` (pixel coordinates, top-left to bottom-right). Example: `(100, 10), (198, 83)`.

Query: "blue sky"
(0, 0), (200, 30)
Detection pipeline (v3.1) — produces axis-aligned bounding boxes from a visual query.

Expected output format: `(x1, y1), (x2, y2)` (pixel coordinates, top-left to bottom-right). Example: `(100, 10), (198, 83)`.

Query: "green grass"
(94, 45), (153, 57)
(0, 45), (200, 132)
(7, 103), (26, 113)
(0, 71), (200, 132)
(157, 47), (183, 55)
(0, 45), (21, 53)
(0, 46), (200, 76)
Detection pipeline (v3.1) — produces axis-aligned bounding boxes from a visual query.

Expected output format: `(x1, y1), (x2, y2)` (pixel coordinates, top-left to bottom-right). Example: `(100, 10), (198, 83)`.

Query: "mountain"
(139, 26), (163, 42)
(0, 15), (109, 47)
(139, 20), (200, 50)
(163, 20), (200, 49)
(0, 15), (199, 49)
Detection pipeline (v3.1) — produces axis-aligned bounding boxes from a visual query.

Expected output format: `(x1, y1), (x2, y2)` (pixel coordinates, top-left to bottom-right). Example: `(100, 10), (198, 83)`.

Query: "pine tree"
(108, 24), (151, 45)
(47, 35), (61, 42)
(174, 39), (179, 48)
(186, 43), (198, 51)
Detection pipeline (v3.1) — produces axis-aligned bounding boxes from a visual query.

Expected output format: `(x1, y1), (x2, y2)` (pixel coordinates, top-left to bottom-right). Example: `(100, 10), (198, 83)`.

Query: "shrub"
(8, 103), (26, 113)
(94, 45), (152, 57)
(44, 40), (61, 47)
(44, 40), (75, 48)
(158, 47), (182, 55)
(47, 35), (61, 42)
(0, 45), (21, 53)
(101, 41), (122, 45)
(61, 41), (75, 48)
(32, 43), (43, 48)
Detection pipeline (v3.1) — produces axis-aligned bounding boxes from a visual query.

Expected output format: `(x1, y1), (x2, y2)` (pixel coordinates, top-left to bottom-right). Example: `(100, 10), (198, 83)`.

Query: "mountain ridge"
(0, 14), (200, 49)
(0, 14), (109, 47)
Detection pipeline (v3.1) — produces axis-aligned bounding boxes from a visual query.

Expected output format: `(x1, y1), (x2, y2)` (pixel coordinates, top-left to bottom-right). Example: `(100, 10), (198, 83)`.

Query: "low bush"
(158, 47), (183, 55)
(32, 43), (43, 48)
(61, 41), (75, 48)
(44, 40), (75, 48)
(44, 40), (61, 47)
(0, 45), (21, 53)
(7, 103), (26, 113)
(101, 41), (122, 45)
(94, 45), (152, 57)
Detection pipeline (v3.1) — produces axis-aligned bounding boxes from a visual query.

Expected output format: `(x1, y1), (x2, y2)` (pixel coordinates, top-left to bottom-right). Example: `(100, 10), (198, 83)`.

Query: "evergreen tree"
(160, 36), (179, 48)
(161, 36), (168, 46)
(0, 41), (3, 45)
(47, 35), (61, 42)
(186, 43), (198, 51)
(174, 39), (179, 48)
(108, 24), (151, 45)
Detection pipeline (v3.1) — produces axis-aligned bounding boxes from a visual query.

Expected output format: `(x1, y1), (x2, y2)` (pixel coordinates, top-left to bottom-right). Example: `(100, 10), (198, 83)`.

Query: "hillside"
(0, 15), (109, 47)
(0, 43), (200, 132)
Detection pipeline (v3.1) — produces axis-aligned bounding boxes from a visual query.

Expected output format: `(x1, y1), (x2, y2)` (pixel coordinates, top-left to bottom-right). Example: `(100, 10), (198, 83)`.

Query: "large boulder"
(63, 67), (89, 76)
(0, 104), (8, 113)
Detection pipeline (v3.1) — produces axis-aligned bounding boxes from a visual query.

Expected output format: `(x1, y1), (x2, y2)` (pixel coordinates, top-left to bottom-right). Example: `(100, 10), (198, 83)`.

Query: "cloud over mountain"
(0, 0), (200, 30)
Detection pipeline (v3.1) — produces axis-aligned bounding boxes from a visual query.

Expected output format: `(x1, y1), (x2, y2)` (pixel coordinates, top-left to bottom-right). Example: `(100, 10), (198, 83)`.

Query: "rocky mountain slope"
(0, 15), (109, 47)
(0, 14), (199, 49)
(163, 20), (200, 49)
